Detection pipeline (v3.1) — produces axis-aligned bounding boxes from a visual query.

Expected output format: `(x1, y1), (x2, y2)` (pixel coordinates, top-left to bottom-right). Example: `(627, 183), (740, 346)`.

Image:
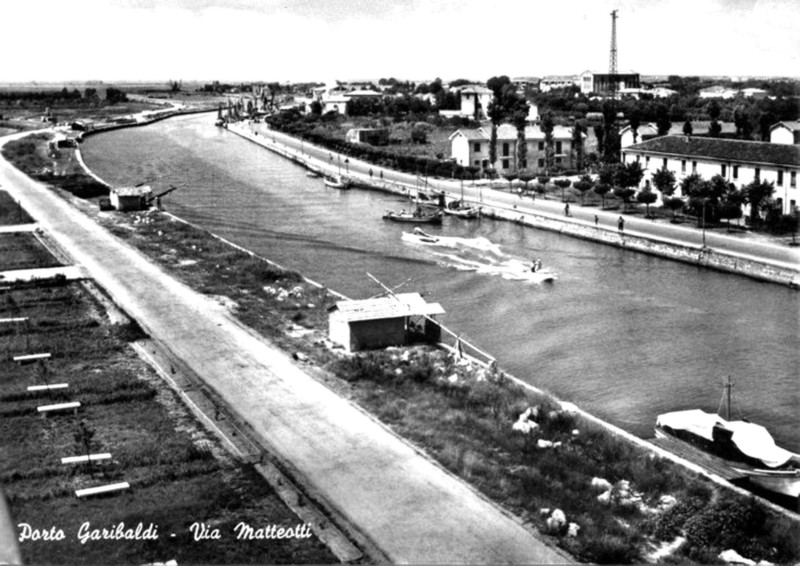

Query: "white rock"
(719, 549), (756, 566)
(539, 508), (550, 517)
(571, 429), (580, 436)
(597, 490), (611, 504)
(567, 522), (580, 537)
(659, 494), (677, 509)
(546, 509), (567, 534)
(560, 401), (579, 414)
(447, 374), (458, 383)
(395, 368), (403, 375)
(537, 439), (554, 449)
(512, 420), (539, 434)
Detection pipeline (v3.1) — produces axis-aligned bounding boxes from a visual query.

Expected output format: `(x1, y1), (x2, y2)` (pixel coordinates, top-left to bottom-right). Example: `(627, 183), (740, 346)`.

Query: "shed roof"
(771, 121), (800, 133)
(626, 136), (800, 167)
(330, 293), (445, 323)
(113, 185), (153, 197)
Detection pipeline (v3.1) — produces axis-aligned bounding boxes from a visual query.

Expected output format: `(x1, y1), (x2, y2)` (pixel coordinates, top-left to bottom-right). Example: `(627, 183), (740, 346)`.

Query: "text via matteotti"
(16, 522), (314, 544)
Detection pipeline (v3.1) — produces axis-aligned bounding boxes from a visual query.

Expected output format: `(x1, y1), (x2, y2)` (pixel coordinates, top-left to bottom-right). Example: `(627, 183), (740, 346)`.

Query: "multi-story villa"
(450, 124), (580, 173)
(621, 136), (800, 214)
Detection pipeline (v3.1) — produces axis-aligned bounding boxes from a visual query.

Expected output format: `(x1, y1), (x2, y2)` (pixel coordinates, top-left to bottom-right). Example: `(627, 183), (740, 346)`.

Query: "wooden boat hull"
(733, 468), (800, 498)
(443, 206), (480, 219)
(383, 212), (443, 224)
(324, 177), (351, 189)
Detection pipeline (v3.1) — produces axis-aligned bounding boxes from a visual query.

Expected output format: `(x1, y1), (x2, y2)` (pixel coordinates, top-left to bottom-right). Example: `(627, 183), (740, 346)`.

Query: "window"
(474, 142), (481, 153)
(645, 156), (650, 166)
(721, 164), (727, 177)
(556, 157), (562, 165)
(681, 160), (686, 173)
(692, 161), (697, 173)
(777, 171), (784, 186)
(538, 141), (545, 151)
(663, 158), (668, 168)
(791, 171), (797, 187)
(473, 160), (480, 166)
(502, 159), (510, 169)
(733, 165), (739, 180)
(521, 159), (527, 168)
(755, 168), (760, 181)
(635, 155), (640, 163)
(556, 141), (562, 154)
(538, 158), (545, 168)
(502, 143), (510, 157)
(791, 199), (796, 211)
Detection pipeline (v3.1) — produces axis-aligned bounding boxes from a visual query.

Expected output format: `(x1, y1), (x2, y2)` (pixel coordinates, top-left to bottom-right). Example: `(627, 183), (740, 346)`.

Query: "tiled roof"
(625, 136), (800, 167)
(113, 186), (152, 197)
(460, 85), (492, 94)
(771, 121), (800, 132)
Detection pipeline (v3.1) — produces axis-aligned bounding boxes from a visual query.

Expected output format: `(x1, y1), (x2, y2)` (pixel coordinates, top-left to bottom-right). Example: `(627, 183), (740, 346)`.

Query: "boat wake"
(402, 231), (555, 283)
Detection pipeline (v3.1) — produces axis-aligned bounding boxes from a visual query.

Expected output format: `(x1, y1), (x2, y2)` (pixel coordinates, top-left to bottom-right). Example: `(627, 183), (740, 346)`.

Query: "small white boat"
(444, 200), (481, 219)
(306, 170), (322, 178)
(324, 175), (351, 189)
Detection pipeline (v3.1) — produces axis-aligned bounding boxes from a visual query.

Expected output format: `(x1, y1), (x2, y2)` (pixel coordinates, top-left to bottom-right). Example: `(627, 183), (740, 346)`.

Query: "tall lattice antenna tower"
(609, 9), (618, 76)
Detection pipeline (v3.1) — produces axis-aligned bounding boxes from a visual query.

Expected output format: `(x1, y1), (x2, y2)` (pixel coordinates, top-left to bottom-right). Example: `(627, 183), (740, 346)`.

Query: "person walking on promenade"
(369, 168), (373, 179)
(618, 216), (625, 232)
(594, 214), (599, 226)
(564, 203), (570, 217)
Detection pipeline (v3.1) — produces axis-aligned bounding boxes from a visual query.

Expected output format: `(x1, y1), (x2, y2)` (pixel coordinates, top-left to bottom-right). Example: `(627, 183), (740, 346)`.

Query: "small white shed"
(328, 293), (445, 352)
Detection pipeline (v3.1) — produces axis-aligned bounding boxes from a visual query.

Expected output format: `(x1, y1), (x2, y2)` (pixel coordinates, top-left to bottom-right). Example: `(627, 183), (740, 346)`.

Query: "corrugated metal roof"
(330, 293), (445, 323)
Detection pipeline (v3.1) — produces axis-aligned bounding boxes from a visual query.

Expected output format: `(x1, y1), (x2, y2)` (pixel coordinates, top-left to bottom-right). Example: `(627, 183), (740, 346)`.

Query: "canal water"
(82, 113), (799, 452)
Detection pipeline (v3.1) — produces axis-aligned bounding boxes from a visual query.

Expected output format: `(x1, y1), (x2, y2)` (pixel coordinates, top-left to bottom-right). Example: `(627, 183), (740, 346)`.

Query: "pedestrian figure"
(369, 168), (373, 179)
(594, 214), (599, 226)
(618, 216), (625, 232)
(380, 170), (383, 179)
(564, 203), (570, 217)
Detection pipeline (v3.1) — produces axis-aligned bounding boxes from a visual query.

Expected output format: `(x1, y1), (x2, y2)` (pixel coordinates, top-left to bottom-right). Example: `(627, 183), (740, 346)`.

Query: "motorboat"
(383, 208), (443, 224)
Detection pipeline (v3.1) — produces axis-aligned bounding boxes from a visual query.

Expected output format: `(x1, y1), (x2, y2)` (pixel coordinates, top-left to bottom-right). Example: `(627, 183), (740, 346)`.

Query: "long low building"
(621, 136), (800, 215)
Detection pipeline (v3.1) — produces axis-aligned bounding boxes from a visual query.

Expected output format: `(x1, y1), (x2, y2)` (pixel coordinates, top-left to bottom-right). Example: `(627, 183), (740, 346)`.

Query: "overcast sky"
(3, 0), (798, 83)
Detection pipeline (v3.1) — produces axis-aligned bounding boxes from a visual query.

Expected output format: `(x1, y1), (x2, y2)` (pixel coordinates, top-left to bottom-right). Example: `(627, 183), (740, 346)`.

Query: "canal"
(82, 113), (799, 452)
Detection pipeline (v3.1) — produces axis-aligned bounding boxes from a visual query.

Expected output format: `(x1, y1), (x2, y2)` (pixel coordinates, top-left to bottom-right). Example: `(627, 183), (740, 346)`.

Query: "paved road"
(1, 133), (571, 563)
(255, 123), (799, 270)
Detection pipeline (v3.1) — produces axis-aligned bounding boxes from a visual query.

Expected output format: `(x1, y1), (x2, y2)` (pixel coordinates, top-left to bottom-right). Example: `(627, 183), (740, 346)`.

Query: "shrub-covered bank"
(95, 209), (799, 564)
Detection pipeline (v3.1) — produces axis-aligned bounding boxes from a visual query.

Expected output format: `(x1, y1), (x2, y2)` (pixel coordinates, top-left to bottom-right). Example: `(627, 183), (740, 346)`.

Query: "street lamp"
(701, 198), (708, 248)
(344, 158), (350, 173)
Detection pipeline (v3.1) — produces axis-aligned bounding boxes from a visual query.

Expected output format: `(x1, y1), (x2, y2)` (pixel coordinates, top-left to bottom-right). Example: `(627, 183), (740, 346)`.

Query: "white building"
(769, 122), (800, 145)
(450, 124), (580, 173)
(457, 85), (493, 120)
(539, 75), (579, 93)
(620, 123), (658, 148)
(622, 136), (800, 215)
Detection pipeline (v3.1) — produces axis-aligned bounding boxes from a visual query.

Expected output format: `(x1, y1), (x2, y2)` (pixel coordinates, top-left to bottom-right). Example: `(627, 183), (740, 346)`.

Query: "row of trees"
(0, 87), (126, 106)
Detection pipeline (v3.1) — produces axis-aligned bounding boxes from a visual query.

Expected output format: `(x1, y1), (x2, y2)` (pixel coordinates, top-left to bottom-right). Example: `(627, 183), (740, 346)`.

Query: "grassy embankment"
(6, 133), (800, 564)
(0, 199), (336, 564)
(94, 208), (799, 564)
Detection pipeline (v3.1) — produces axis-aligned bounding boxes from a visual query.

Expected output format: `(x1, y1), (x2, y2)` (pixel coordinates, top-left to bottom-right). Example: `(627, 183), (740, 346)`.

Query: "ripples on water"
(82, 114), (800, 451)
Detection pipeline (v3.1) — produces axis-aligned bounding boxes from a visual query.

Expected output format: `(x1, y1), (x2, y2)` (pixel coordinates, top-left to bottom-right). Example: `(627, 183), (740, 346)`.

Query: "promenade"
(1, 133), (571, 563)
(234, 121), (799, 285)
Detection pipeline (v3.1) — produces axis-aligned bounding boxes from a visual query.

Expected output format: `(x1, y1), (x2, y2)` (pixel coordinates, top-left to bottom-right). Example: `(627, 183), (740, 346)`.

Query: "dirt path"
(0, 134), (571, 564)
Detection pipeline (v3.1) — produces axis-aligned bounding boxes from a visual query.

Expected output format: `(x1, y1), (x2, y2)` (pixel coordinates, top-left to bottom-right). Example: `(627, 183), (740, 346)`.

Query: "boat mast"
(720, 375), (734, 420)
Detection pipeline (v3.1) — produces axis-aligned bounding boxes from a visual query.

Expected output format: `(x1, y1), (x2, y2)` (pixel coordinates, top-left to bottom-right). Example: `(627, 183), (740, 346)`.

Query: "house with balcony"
(621, 136), (800, 215)
(450, 124), (580, 173)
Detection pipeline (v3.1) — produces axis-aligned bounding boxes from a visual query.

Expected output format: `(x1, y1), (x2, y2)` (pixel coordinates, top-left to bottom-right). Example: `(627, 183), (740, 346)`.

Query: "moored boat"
(444, 200), (481, 219)
(383, 208), (443, 224)
(654, 377), (800, 502)
(403, 227), (440, 243)
(306, 170), (322, 178)
(324, 175), (352, 189)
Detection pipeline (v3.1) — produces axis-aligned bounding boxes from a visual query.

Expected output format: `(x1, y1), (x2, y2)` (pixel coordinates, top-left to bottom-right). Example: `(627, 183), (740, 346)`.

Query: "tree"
(614, 187), (636, 211)
(487, 98), (504, 168)
(616, 161), (645, 191)
(636, 185), (658, 217)
(651, 166), (676, 199)
(707, 100), (721, 121)
(518, 173), (536, 194)
(571, 121), (586, 172)
(664, 196), (685, 221)
(708, 120), (722, 138)
(554, 178), (572, 201)
(628, 107), (641, 144)
(594, 125), (605, 157)
(541, 111), (555, 173)
(105, 87), (127, 104)
(594, 183), (611, 209)
(510, 97), (530, 171)
(742, 178), (775, 226)
(655, 104), (671, 136)
(573, 175), (594, 205)
(682, 120), (693, 136)
(503, 173), (518, 191)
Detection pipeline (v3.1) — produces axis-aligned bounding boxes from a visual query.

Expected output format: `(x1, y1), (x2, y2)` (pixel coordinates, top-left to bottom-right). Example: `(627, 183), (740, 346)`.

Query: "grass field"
(0, 202), (337, 564)
(0, 191), (34, 225)
(0, 233), (62, 272)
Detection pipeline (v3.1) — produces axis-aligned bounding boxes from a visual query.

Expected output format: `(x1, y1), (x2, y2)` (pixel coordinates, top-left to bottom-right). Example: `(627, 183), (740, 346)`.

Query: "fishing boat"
(383, 207), (443, 224)
(654, 377), (800, 500)
(306, 170), (322, 178)
(324, 175), (351, 190)
(444, 200), (481, 219)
